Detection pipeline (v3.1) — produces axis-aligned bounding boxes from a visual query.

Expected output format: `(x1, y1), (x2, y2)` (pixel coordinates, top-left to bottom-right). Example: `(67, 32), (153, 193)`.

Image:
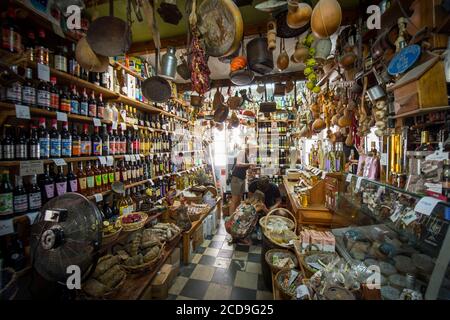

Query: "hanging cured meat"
(190, 29), (211, 95)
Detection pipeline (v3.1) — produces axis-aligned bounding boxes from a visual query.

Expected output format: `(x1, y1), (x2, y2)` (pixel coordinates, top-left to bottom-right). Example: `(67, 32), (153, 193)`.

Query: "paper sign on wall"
(346, 174), (353, 183)
(94, 193), (103, 202)
(0, 219), (14, 236)
(15, 104), (30, 119)
(20, 160), (44, 176)
(414, 196), (441, 216)
(380, 153), (388, 166)
(98, 157), (106, 165)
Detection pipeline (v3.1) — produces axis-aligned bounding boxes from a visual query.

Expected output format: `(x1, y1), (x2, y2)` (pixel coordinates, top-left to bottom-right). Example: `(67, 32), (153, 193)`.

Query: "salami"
(190, 28), (211, 95)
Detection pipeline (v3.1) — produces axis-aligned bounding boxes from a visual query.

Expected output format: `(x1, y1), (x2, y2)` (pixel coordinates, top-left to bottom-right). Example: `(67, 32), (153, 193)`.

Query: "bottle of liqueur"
(108, 163), (115, 186)
(15, 126), (28, 160)
(92, 126), (102, 156)
(35, 29), (49, 65)
(40, 164), (54, 202)
(2, 125), (14, 160)
(28, 175), (41, 212)
(61, 122), (72, 158)
(81, 124), (91, 156)
(117, 191), (129, 215)
(67, 163), (78, 193)
(55, 165), (67, 196)
(101, 164), (109, 192)
(72, 124), (81, 157)
(5, 65), (22, 104)
(70, 85), (80, 115)
(101, 125), (110, 156)
(13, 175), (28, 215)
(68, 43), (80, 77)
(38, 118), (50, 159)
(29, 125), (40, 160)
(80, 88), (89, 116)
(86, 161), (95, 195)
(114, 160), (121, 183)
(97, 93), (105, 119)
(49, 119), (61, 158)
(109, 126), (116, 155)
(415, 131), (435, 151)
(37, 78), (50, 110)
(59, 86), (71, 113)
(49, 77), (59, 111)
(120, 160), (128, 184)
(24, 31), (36, 62)
(94, 160), (103, 193)
(0, 170), (14, 219)
(88, 91), (97, 118)
(22, 68), (36, 106)
(77, 162), (87, 195)
(2, 7), (21, 53)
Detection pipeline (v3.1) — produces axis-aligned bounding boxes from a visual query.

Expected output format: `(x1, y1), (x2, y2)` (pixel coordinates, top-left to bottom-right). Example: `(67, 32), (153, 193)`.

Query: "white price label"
(124, 155), (131, 161)
(414, 196), (441, 216)
(37, 63), (50, 82)
(135, 154), (141, 160)
(159, 176), (163, 181)
(106, 156), (114, 166)
(94, 193), (103, 202)
(355, 177), (364, 192)
(148, 179), (154, 186)
(425, 183), (443, 194)
(56, 111), (68, 122)
(380, 153), (388, 166)
(53, 158), (67, 166)
(26, 211), (40, 225)
(130, 155), (137, 161)
(120, 123), (127, 130)
(93, 118), (101, 127)
(0, 219), (14, 236)
(145, 121), (150, 127)
(20, 160), (44, 176)
(15, 104), (30, 119)
(321, 171), (327, 179)
(426, 150), (449, 161)
(346, 174), (353, 183)
(402, 210), (418, 226)
(165, 174), (170, 177)
(112, 121), (118, 130)
(133, 125), (138, 130)
(98, 156), (107, 165)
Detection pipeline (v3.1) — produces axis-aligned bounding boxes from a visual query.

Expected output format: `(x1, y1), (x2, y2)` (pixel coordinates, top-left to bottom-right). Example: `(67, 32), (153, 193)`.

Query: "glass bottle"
(54, 45), (67, 73)
(37, 78), (50, 110)
(108, 162), (115, 186)
(88, 91), (97, 118)
(70, 85), (80, 115)
(101, 164), (109, 192)
(61, 121), (72, 158)
(55, 165), (67, 196)
(15, 126), (28, 160)
(22, 68), (36, 106)
(2, 7), (22, 53)
(101, 124), (110, 156)
(35, 29), (49, 65)
(442, 159), (450, 202)
(77, 162), (87, 195)
(109, 127), (116, 156)
(49, 77), (59, 111)
(40, 164), (54, 202)
(117, 191), (129, 215)
(85, 161), (95, 195)
(38, 118), (49, 159)
(59, 86), (71, 113)
(0, 170), (14, 218)
(91, 126), (102, 157)
(29, 125), (40, 160)
(49, 119), (61, 158)
(94, 160), (102, 193)
(81, 124), (91, 156)
(24, 31), (35, 61)
(97, 93), (104, 119)
(68, 43), (80, 77)
(5, 65), (22, 104)
(80, 88), (88, 116)
(415, 131), (435, 151)
(67, 162), (78, 193)
(28, 175), (41, 212)
(71, 124), (81, 157)
(13, 175), (28, 215)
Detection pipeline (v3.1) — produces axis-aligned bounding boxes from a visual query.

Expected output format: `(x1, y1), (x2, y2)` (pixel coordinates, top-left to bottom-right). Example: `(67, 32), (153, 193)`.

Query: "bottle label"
(60, 98), (71, 112)
(70, 100), (79, 114)
(56, 181), (67, 196)
(29, 192), (42, 210)
(22, 86), (36, 105)
(54, 55), (67, 72)
(6, 83), (22, 103)
(81, 141), (91, 155)
(102, 142), (109, 156)
(37, 89), (50, 107)
(50, 93), (59, 110)
(88, 104), (96, 117)
(39, 138), (50, 158)
(61, 138), (72, 157)
(92, 142), (102, 156)
(80, 101), (88, 116)
(15, 144), (27, 159)
(127, 169), (132, 180)
(87, 176), (95, 189)
(95, 174), (102, 187)
(45, 184), (54, 199)
(69, 179), (78, 192)
(72, 140), (81, 156)
(119, 205), (127, 216)
(97, 106), (104, 119)
(50, 138), (61, 157)
(79, 177), (87, 191)
(110, 141), (116, 155)
(13, 194), (28, 213)
(30, 143), (40, 159)
(3, 145), (14, 159)
(122, 171), (128, 181)
(115, 171), (121, 182)
(0, 192), (13, 215)
(102, 173), (108, 185)
(108, 172), (114, 184)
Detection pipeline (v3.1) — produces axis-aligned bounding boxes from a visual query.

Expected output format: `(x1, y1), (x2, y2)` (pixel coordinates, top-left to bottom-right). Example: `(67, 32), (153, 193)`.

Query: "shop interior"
(1, 0), (450, 301)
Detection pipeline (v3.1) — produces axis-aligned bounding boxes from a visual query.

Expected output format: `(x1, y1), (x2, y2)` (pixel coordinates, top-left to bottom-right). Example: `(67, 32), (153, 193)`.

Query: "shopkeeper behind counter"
(248, 176), (281, 215)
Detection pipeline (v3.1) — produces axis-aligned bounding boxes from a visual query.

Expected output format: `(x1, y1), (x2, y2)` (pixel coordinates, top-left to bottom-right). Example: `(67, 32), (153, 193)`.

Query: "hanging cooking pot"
(75, 37), (109, 72)
(157, 0), (183, 25)
(177, 54), (191, 80)
(197, 0), (243, 57)
(160, 47), (178, 80)
(247, 36), (274, 75)
(214, 104), (229, 123)
(142, 49), (172, 103)
(86, 0), (131, 57)
(230, 41), (254, 86)
(213, 88), (225, 109)
(219, 43), (241, 64)
(256, 81), (265, 94)
(366, 67), (386, 103)
(313, 37), (332, 64)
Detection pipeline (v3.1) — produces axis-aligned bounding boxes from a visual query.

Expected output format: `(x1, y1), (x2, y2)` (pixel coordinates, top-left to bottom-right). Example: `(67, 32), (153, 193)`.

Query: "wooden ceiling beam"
(176, 70), (306, 93)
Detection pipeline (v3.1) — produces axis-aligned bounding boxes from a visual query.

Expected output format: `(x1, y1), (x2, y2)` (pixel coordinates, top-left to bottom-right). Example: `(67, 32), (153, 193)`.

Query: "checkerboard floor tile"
(166, 217), (273, 300)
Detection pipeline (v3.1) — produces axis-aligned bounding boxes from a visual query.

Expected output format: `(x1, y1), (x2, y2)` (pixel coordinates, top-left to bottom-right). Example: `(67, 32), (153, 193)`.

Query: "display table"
(182, 197), (222, 264)
(283, 176), (334, 228)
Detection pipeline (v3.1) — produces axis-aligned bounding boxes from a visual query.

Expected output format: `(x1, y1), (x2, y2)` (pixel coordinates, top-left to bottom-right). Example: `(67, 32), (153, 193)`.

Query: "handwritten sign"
(15, 104), (30, 119)
(53, 158), (67, 166)
(93, 118), (101, 127)
(98, 156), (106, 165)
(414, 197), (441, 216)
(56, 111), (68, 122)
(20, 160), (44, 176)
(106, 156), (114, 166)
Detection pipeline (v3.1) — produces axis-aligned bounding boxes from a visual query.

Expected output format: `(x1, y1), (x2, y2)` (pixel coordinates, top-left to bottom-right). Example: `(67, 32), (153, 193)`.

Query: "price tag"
(148, 179), (154, 186)
(145, 121), (150, 127)
(380, 153), (388, 166)
(414, 196), (441, 216)
(120, 123), (127, 131)
(426, 150), (449, 161)
(135, 154), (141, 160)
(159, 176), (163, 181)
(37, 63), (50, 82)
(106, 156), (114, 166)
(112, 121), (118, 130)
(15, 104), (30, 119)
(56, 111), (68, 122)
(0, 219), (14, 236)
(53, 158), (67, 166)
(98, 156), (107, 165)
(20, 160), (44, 176)
(425, 183), (443, 194)
(26, 211), (40, 225)
(124, 155), (131, 161)
(346, 174), (353, 183)
(390, 206), (402, 222)
(165, 174), (170, 178)
(133, 125), (138, 130)
(355, 176), (364, 192)
(120, 110), (127, 122)
(94, 193), (103, 203)
(130, 155), (137, 161)
(93, 118), (101, 127)
(402, 210), (418, 226)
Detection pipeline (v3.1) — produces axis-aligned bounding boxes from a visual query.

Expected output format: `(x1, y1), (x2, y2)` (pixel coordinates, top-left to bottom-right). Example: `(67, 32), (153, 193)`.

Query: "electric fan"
(30, 193), (102, 285)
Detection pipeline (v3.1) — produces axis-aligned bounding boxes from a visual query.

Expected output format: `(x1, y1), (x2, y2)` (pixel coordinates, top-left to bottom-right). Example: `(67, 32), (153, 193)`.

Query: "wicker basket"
(0, 268), (17, 301)
(299, 251), (337, 278)
(265, 249), (298, 275)
(101, 227), (123, 247)
(274, 268), (305, 300)
(261, 208), (297, 249)
(120, 212), (148, 232)
(122, 243), (165, 274)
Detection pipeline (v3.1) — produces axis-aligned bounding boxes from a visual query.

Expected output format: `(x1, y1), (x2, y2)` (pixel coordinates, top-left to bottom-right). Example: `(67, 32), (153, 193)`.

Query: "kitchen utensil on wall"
(75, 37), (109, 72)
(247, 36), (274, 75)
(177, 54), (191, 80)
(313, 37), (332, 64)
(218, 43), (241, 64)
(275, 9), (309, 38)
(293, 38), (309, 63)
(157, 0), (183, 25)
(214, 104), (229, 123)
(367, 67), (386, 103)
(230, 69), (255, 86)
(267, 20), (277, 51)
(160, 47), (178, 80)
(311, 0), (342, 39)
(286, 0), (312, 29)
(86, 0), (131, 57)
(213, 88), (225, 109)
(197, 0), (243, 57)
(277, 38), (289, 71)
(228, 90), (243, 109)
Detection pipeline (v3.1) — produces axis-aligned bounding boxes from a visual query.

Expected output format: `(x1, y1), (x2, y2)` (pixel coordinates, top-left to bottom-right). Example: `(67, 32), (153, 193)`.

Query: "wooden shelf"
(391, 106), (450, 119)
(112, 61), (145, 82)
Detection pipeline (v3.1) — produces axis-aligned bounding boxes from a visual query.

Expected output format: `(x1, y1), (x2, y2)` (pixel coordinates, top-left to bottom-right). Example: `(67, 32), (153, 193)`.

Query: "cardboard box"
(150, 264), (172, 299)
(168, 247), (181, 267)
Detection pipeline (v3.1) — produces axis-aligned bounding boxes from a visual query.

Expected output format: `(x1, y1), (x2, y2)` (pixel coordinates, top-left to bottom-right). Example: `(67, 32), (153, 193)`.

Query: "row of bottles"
(309, 142), (346, 173)
(257, 122), (289, 134)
